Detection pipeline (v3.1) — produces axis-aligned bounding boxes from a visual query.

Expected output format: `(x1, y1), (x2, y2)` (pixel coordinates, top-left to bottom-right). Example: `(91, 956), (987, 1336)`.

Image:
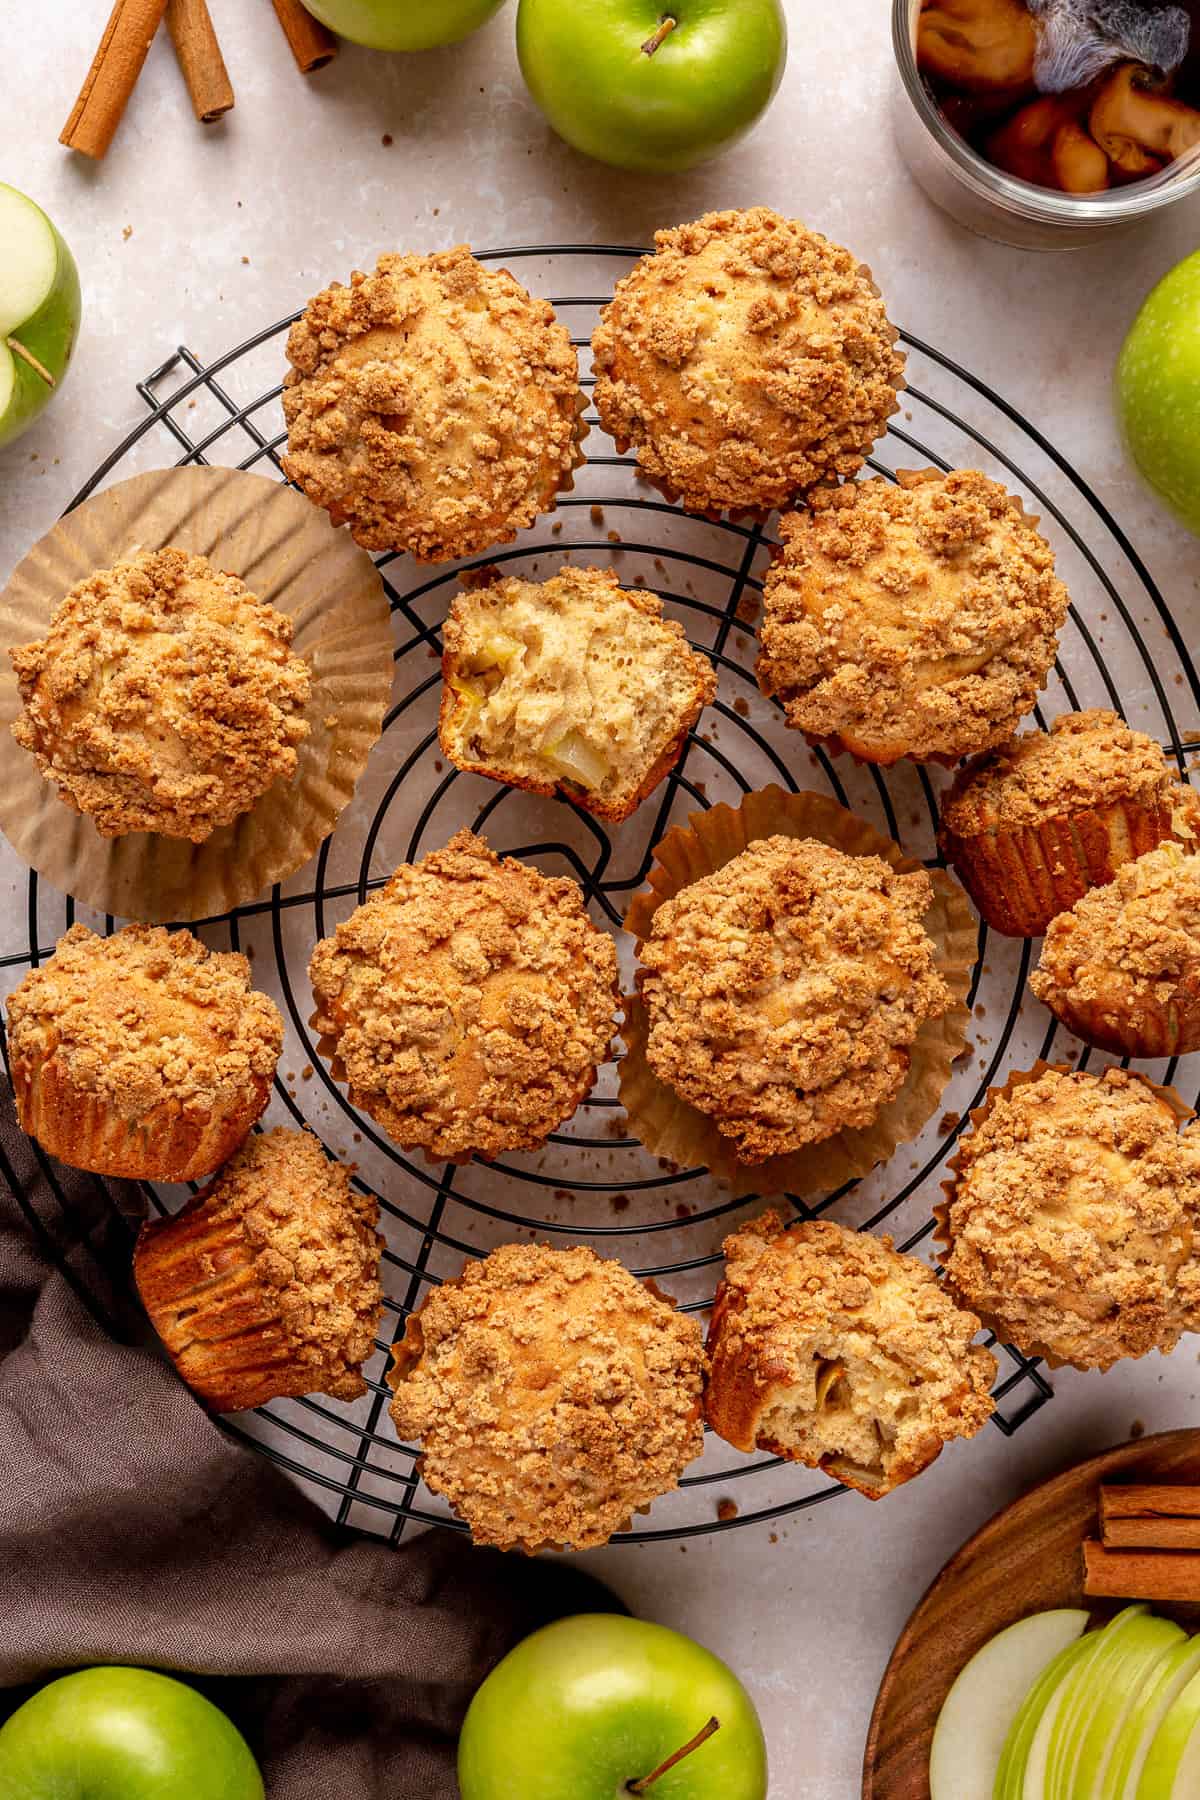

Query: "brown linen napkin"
(0, 1083), (621, 1797)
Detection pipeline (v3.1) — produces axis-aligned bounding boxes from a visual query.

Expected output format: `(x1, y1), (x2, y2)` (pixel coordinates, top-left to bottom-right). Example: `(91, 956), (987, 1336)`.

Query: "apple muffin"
(938, 1065), (1200, 1370)
(9, 548), (312, 841)
(309, 829), (617, 1162)
(939, 709), (1197, 938)
(756, 469), (1069, 765)
(1030, 843), (1200, 1059)
(706, 1213), (995, 1497)
(5, 922), (283, 1181)
(387, 1242), (706, 1551)
(439, 565), (716, 821)
(634, 835), (955, 1164)
(135, 1128), (384, 1412)
(591, 207), (903, 517)
(281, 247), (584, 562)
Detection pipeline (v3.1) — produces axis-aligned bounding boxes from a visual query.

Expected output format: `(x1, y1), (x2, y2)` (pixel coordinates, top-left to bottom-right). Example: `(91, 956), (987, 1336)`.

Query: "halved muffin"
(756, 470), (1068, 765)
(439, 566), (716, 821)
(705, 1213), (995, 1498)
(135, 1128), (384, 1412)
(282, 247), (584, 563)
(939, 710), (1197, 938)
(388, 1242), (706, 1551)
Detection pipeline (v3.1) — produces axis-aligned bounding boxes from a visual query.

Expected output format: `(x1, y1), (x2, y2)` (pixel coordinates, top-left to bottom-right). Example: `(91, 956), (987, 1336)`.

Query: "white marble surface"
(7, 3), (1200, 1796)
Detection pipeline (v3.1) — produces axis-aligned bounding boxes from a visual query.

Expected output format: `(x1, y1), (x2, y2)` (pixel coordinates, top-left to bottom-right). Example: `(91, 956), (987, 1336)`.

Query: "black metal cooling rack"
(5, 243), (1199, 1547)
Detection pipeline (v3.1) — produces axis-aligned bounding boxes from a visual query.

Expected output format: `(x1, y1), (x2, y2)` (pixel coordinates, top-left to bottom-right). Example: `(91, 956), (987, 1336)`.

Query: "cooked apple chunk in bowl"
(438, 565), (716, 822)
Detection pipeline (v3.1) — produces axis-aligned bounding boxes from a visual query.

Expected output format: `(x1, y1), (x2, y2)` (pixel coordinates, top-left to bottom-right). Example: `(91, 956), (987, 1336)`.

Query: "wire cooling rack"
(4, 244), (1200, 1547)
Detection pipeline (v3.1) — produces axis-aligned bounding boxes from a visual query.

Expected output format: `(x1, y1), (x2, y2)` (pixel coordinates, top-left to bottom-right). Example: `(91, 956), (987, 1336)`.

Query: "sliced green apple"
(995, 1633), (1096, 1800)
(1047, 1607), (1151, 1798)
(1138, 1665), (1200, 1799)
(0, 182), (81, 448)
(928, 1609), (1089, 1800)
(1068, 1615), (1184, 1797)
(1106, 1639), (1200, 1800)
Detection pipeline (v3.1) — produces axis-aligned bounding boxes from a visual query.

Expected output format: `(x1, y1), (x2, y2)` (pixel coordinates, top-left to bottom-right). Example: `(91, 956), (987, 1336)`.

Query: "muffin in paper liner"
(933, 1060), (1196, 1372)
(618, 784), (976, 1199)
(0, 465), (393, 923)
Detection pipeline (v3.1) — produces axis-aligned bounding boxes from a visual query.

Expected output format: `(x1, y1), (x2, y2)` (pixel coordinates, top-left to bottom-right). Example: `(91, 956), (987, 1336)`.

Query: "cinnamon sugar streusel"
(135, 1128), (384, 1412)
(940, 1066), (1200, 1370)
(9, 549), (311, 841)
(6, 922), (283, 1180)
(1031, 843), (1200, 1058)
(309, 829), (617, 1162)
(636, 836), (954, 1163)
(756, 470), (1069, 765)
(387, 1242), (706, 1551)
(706, 1213), (995, 1498)
(591, 208), (903, 516)
(282, 248), (583, 562)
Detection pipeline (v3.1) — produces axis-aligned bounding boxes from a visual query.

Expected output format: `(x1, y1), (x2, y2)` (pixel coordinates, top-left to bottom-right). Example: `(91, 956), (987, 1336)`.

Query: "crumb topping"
(1032, 843), (1200, 1022)
(439, 565), (716, 820)
(5, 922), (284, 1120)
(10, 549), (312, 842)
(942, 1066), (1200, 1369)
(756, 471), (1069, 764)
(282, 247), (582, 562)
(636, 836), (953, 1162)
(591, 208), (903, 515)
(388, 1242), (706, 1551)
(940, 710), (1180, 836)
(707, 1213), (995, 1493)
(181, 1128), (382, 1395)
(309, 829), (618, 1161)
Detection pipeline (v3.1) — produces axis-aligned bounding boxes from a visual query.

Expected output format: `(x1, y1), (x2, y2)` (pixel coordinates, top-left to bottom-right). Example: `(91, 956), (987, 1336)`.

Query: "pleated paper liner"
(0, 466), (393, 923)
(618, 784), (976, 1200)
(933, 1060), (1195, 1372)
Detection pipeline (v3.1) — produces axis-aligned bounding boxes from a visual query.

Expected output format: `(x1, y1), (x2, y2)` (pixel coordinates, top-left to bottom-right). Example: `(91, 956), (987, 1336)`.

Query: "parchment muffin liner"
(0, 465), (394, 923)
(933, 1059), (1195, 1372)
(618, 784), (976, 1200)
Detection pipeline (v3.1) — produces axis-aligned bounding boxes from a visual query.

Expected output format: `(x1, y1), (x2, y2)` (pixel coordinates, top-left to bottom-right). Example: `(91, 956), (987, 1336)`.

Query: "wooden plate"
(863, 1429), (1200, 1798)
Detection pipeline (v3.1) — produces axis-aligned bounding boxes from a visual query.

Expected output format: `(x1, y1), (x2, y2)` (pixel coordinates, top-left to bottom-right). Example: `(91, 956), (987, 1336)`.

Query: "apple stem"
(6, 336), (55, 388)
(627, 1716), (721, 1793)
(640, 14), (677, 55)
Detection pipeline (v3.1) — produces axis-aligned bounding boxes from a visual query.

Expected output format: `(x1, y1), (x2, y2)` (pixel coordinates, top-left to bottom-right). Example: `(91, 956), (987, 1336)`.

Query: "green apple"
(1048, 1607), (1153, 1797)
(929, 1608), (1089, 1800)
(0, 1666), (264, 1799)
(457, 1614), (768, 1799)
(1067, 1614), (1184, 1797)
(300, 0), (505, 49)
(995, 1634), (1098, 1800)
(1138, 1665), (1200, 1799)
(516, 0), (787, 174)
(1105, 1639), (1200, 1800)
(0, 182), (81, 449)
(1117, 248), (1200, 538)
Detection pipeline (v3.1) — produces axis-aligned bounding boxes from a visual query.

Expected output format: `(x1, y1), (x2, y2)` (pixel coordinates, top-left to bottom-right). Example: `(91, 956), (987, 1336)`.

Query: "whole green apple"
(516, 0), (787, 174)
(0, 181), (81, 449)
(1117, 248), (1200, 539)
(302, 0), (505, 50)
(457, 1613), (768, 1799)
(0, 1666), (264, 1800)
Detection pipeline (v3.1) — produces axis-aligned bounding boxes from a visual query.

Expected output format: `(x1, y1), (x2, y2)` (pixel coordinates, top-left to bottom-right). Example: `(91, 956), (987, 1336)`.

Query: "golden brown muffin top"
(940, 710), (1181, 838)
(756, 471), (1069, 764)
(185, 1128), (383, 1397)
(1032, 843), (1200, 1020)
(439, 565), (716, 820)
(387, 1242), (706, 1552)
(281, 248), (582, 563)
(709, 1212), (995, 1493)
(309, 829), (618, 1162)
(941, 1066), (1200, 1369)
(636, 835), (953, 1163)
(5, 923), (283, 1122)
(9, 549), (312, 843)
(591, 208), (903, 516)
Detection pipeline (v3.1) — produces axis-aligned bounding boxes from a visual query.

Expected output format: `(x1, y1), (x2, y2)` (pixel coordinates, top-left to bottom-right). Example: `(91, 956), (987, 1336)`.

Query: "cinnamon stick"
(271, 0), (338, 73)
(1103, 1517), (1200, 1552)
(1101, 1484), (1200, 1522)
(1083, 1539), (1200, 1602)
(60, 0), (168, 160)
(167, 0), (234, 122)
